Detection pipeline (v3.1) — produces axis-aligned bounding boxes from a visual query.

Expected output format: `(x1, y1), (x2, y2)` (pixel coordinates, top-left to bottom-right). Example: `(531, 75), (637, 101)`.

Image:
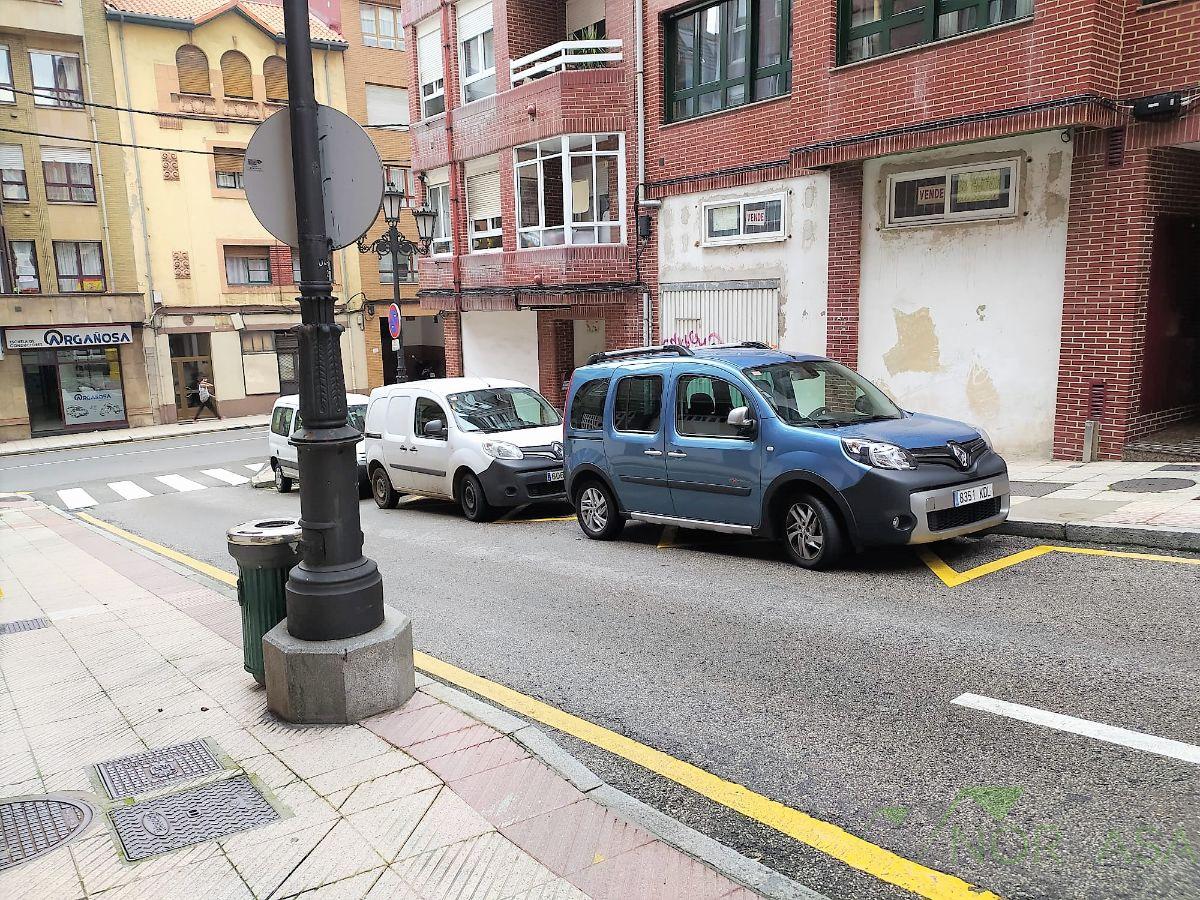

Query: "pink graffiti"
(666, 330), (723, 348)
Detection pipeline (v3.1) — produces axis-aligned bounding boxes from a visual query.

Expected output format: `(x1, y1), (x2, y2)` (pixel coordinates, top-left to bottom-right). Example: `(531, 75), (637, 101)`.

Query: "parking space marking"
(952, 693), (1200, 766)
(919, 544), (1200, 587)
(76, 510), (1003, 900)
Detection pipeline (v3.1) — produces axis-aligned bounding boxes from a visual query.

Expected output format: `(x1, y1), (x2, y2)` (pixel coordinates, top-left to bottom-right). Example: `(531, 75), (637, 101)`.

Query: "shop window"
(702, 193), (785, 245)
(515, 134), (624, 248)
(458, 0), (495, 103)
(840, 0), (1033, 63)
(30, 51), (83, 108)
(0, 46), (14, 104)
(378, 249), (416, 283)
(24, 346), (127, 430)
(214, 147), (245, 189)
(9, 241), (40, 293)
(426, 179), (452, 255)
(225, 247), (272, 285)
(466, 164), (502, 252)
(42, 147), (96, 203)
(263, 56), (288, 102)
(1, 144), (28, 201)
(665, 0), (790, 123)
(361, 3), (403, 49)
(886, 159), (1019, 226)
(221, 50), (253, 99)
(176, 45), (211, 95)
(613, 375), (663, 433)
(569, 378), (610, 430)
(366, 84), (409, 129)
(53, 241), (105, 292)
(417, 19), (445, 118)
(241, 331), (275, 353)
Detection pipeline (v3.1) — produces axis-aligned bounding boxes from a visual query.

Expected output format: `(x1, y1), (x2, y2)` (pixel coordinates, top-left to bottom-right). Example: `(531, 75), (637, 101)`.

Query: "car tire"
(780, 494), (844, 569)
(371, 467), (399, 509)
(574, 479), (624, 541)
(459, 472), (496, 522)
(273, 462), (293, 494)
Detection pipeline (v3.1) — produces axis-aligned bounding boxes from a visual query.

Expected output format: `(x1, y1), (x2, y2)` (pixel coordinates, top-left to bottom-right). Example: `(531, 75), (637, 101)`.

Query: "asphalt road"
(8, 431), (1200, 900)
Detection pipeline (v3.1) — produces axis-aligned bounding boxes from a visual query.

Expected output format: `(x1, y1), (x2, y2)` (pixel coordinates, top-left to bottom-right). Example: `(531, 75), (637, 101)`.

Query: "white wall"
(461, 310), (540, 388)
(657, 173), (830, 355)
(857, 130), (1072, 459)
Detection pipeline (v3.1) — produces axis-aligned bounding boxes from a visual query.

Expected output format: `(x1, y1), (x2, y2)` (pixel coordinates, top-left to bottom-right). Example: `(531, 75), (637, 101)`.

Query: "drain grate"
(109, 775), (278, 861)
(0, 795), (94, 870)
(0, 619), (51, 636)
(96, 740), (223, 800)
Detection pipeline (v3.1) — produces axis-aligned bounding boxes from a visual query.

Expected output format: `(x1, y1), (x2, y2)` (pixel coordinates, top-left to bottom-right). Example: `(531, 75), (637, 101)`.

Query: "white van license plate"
(546, 470), (565, 483)
(953, 483), (994, 507)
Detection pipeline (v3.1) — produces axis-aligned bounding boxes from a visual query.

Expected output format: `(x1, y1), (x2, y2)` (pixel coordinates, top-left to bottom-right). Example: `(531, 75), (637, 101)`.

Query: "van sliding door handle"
(643, 449), (664, 456)
(666, 451), (687, 458)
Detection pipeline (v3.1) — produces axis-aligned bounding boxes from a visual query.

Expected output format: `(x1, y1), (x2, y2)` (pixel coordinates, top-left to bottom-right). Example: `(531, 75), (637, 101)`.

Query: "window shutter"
(263, 56), (288, 101)
(457, 0), (493, 41)
(213, 148), (243, 174)
(417, 25), (442, 84)
(40, 146), (91, 166)
(365, 85), (409, 126)
(0, 144), (24, 169)
(176, 44), (210, 95)
(466, 169), (500, 220)
(220, 50), (253, 99)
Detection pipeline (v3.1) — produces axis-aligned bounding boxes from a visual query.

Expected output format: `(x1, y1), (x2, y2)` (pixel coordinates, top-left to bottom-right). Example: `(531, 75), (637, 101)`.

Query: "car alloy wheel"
(785, 500), (824, 562)
(579, 486), (608, 534)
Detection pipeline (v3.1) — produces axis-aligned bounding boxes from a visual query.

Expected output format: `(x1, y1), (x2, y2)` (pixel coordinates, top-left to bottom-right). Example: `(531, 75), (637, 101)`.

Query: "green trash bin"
(227, 518), (302, 685)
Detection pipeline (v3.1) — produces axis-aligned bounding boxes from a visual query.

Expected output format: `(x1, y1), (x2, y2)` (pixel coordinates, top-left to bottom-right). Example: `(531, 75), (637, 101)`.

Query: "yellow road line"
(73, 509), (999, 900)
(496, 514), (576, 524)
(920, 543), (1200, 587)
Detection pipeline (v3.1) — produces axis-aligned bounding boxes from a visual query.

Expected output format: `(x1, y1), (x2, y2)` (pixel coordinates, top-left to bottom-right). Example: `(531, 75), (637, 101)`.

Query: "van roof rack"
(585, 344), (695, 365)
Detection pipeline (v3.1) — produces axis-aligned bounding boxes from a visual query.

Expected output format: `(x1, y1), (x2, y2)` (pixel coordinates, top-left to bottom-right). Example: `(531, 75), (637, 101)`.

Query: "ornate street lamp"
(357, 183), (437, 384)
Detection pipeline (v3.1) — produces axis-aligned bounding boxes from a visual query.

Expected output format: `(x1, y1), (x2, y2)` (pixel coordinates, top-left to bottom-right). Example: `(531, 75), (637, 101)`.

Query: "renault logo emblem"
(948, 441), (970, 468)
(551, 441), (563, 460)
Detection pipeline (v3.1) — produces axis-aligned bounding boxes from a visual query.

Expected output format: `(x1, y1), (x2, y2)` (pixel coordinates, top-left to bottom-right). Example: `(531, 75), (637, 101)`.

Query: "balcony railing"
(510, 39), (623, 85)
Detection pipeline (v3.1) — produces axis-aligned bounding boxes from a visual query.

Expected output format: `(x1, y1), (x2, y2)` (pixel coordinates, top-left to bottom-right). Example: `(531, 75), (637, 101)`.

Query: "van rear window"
(569, 378), (609, 430)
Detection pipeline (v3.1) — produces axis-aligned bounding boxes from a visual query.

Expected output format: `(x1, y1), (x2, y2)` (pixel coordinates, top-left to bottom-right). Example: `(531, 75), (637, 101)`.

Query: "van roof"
(274, 393), (370, 407)
(577, 346), (825, 374)
(367, 377), (526, 400)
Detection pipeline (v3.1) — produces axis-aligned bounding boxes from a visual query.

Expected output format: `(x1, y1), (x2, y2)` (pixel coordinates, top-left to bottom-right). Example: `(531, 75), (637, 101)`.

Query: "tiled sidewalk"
(0, 415), (270, 457)
(0, 499), (764, 900)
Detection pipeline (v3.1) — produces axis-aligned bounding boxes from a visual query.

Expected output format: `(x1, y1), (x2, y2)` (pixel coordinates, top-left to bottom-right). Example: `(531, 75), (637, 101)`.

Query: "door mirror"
(422, 418), (446, 438)
(726, 406), (756, 434)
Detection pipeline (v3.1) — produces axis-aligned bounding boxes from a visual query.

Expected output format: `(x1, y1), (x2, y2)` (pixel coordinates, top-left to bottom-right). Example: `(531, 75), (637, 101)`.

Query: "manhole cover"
(1155, 464), (1200, 473)
(1109, 477), (1197, 493)
(0, 795), (94, 870)
(0, 619), (50, 636)
(109, 775), (278, 861)
(96, 740), (223, 800)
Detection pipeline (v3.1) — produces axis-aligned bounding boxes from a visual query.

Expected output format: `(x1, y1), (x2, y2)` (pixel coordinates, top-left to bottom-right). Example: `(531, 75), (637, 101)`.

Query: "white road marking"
(244, 463), (265, 473)
(108, 481), (152, 500)
(202, 468), (249, 485)
(57, 488), (97, 509)
(1, 434), (265, 469)
(952, 693), (1200, 766)
(155, 473), (206, 493)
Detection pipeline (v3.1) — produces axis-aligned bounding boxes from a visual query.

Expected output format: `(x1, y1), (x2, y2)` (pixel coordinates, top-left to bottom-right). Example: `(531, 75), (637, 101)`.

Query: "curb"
(997, 518), (1200, 552)
(0, 418), (269, 458)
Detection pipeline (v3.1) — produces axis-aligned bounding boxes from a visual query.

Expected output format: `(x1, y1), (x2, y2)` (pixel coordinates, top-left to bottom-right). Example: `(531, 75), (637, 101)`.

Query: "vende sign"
(4, 325), (134, 350)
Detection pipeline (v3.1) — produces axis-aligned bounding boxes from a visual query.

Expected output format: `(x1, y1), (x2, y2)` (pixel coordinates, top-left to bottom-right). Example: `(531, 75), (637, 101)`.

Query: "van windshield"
(742, 361), (902, 427)
(448, 387), (562, 433)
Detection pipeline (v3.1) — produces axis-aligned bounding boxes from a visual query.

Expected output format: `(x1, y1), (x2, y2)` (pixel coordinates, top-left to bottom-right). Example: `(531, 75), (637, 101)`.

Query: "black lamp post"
(358, 185), (438, 384)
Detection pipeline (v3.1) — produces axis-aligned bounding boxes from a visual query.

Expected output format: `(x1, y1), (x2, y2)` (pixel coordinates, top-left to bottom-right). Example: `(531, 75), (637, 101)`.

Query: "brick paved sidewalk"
(0, 499), (767, 900)
(0, 415), (271, 458)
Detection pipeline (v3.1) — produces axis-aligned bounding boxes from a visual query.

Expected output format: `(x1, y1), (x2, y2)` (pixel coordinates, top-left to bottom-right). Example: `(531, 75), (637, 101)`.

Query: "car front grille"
(527, 481), (565, 497)
(911, 437), (988, 469)
(523, 444), (563, 460)
(927, 497), (1002, 532)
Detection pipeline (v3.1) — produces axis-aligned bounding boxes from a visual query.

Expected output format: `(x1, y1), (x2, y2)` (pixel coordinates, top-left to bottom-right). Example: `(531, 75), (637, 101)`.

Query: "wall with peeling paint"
(657, 174), (830, 355)
(857, 131), (1072, 459)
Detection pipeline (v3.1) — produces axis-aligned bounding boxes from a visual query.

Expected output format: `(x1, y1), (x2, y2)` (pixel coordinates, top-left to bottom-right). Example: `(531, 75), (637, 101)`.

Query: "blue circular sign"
(387, 303), (401, 339)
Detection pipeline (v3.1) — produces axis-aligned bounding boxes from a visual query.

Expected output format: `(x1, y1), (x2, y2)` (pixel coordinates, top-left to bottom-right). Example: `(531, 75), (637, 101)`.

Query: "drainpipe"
(634, 0), (650, 343)
(79, 41), (115, 286)
(440, 0), (463, 299)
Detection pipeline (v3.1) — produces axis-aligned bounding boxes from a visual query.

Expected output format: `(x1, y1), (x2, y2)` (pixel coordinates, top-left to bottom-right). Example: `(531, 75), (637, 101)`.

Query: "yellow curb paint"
(496, 514), (576, 524)
(920, 543), (1200, 588)
(75, 509), (1002, 900)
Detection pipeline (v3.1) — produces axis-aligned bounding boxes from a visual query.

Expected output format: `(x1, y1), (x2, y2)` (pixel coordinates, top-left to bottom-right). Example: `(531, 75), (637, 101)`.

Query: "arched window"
(176, 44), (211, 95)
(220, 50), (253, 99)
(263, 55), (288, 102)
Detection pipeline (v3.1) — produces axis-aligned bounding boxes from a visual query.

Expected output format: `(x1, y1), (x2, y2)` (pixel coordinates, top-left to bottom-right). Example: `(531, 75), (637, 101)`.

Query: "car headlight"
(971, 425), (993, 449)
(842, 437), (917, 470)
(482, 440), (523, 460)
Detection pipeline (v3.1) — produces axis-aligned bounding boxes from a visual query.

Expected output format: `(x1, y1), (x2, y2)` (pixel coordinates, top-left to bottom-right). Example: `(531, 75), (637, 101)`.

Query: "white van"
(363, 378), (565, 520)
(268, 393), (371, 493)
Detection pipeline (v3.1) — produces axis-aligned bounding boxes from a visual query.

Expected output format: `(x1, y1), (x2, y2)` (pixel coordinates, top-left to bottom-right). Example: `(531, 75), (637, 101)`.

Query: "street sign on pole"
(388, 303), (402, 340)
(244, 106), (383, 251)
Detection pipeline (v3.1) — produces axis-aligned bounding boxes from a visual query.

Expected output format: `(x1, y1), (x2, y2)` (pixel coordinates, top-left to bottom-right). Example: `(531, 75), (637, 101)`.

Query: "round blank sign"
(244, 105), (383, 250)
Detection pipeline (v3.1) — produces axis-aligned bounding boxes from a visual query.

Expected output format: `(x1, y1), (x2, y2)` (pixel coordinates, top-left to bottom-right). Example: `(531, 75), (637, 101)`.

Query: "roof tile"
(105, 0), (345, 45)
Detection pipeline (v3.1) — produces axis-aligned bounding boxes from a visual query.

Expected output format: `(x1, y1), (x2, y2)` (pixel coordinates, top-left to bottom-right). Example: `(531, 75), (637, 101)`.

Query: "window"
(292, 253), (302, 284)
(221, 50), (253, 99)
(241, 331), (275, 353)
(841, 0), (1033, 63)
(515, 134), (623, 248)
(225, 248), (271, 285)
(417, 19), (445, 118)
(30, 51), (83, 108)
(384, 164), (412, 196)
(9, 241), (40, 293)
(466, 162), (502, 251)
(675, 374), (750, 438)
(666, 0), (790, 123)
(42, 147), (96, 203)
(263, 56), (288, 102)
(0, 144), (27, 201)
(457, 0), (495, 103)
(569, 378), (609, 430)
(414, 397), (448, 439)
(53, 241), (105, 292)
(613, 375), (663, 433)
(0, 46), (14, 104)
(271, 405), (294, 435)
(378, 249), (416, 283)
(214, 147), (245, 189)
(703, 194), (784, 244)
(365, 84), (409, 129)
(743, 360), (901, 425)
(426, 179), (452, 255)
(361, 3), (403, 49)
(447, 387), (561, 431)
(886, 159), (1019, 226)
(176, 45), (211, 95)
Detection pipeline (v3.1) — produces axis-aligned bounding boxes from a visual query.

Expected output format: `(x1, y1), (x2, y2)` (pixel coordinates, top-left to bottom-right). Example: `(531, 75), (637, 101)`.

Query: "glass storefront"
(20, 346), (127, 434)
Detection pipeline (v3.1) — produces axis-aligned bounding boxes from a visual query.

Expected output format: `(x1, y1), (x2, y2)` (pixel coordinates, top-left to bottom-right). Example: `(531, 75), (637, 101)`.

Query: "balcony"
(510, 39), (623, 85)
(164, 93), (286, 125)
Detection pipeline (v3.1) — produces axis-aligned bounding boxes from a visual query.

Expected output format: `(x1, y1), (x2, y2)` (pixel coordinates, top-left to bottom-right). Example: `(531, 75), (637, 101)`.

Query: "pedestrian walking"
(193, 376), (221, 421)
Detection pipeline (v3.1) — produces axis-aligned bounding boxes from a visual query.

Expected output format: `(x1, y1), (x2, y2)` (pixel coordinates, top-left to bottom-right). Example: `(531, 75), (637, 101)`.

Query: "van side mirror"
(727, 406), (756, 434)
(423, 419), (446, 438)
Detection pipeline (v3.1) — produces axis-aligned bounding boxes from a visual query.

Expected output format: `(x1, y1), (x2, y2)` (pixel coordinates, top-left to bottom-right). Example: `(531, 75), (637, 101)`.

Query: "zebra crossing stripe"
(109, 481), (152, 500)
(155, 474), (206, 493)
(57, 488), (98, 509)
(202, 468), (249, 486)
